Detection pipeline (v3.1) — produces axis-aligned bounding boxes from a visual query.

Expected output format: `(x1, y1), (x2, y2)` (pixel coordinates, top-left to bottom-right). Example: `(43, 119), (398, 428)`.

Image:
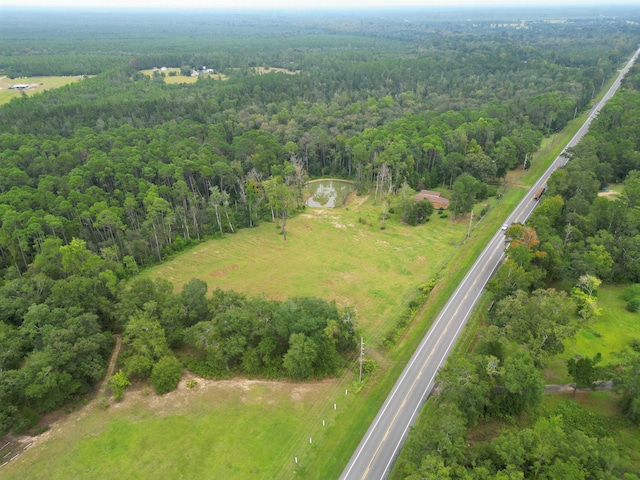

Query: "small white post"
(345, 389), (348, 395)
(359, 337), (364, 383)
(334, 403), (337, 410)
(295, 457), (298, 464)
(322, 420), (325, 426)
(309, 437), (312, 444)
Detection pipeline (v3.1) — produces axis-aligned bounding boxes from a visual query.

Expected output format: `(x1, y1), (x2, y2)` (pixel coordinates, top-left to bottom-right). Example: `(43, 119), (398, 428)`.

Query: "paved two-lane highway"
(340, 46), (640, 480)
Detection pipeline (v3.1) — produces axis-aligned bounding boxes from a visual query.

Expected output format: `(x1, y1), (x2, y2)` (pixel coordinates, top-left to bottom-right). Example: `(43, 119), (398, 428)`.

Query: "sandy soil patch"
(597, 189), (620, 198)
(253, 66), (300, 75)
(209, 264), (238, 278)
(345, 193), (369, 209)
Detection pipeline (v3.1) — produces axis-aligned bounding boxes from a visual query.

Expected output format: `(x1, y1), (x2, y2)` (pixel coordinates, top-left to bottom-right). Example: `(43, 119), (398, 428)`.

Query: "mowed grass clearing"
(564, 286), (640, 362)
(0, 75), (85, 105)
(2, 376), (351, 480)
(141, 194), (466, 341)
(140, 68), (229, 84)
(544, 285), (640, 383)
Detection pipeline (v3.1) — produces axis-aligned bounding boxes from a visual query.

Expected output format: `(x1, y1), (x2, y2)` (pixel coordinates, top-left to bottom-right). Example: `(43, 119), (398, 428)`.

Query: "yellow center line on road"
(360, 232), (506, 479)
(361, 338), (441, 479)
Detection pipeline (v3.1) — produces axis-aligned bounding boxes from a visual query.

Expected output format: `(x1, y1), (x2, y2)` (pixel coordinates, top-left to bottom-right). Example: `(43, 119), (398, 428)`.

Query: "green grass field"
(2, 377), (356, 480)
(140, 195), (466, 342)
(0, 75), (85, 105)
(2, 194), (471, 480)
(139, 68), (228, 84)
(563, 287), (640, 362)
(541, 286), (640, 385)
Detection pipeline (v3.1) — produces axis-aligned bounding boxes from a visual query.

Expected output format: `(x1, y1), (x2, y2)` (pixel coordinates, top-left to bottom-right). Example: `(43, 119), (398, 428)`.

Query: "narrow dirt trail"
(544, 381), (613, 394)
(98, 334), (122, 397)
(0, 334), (124, 469)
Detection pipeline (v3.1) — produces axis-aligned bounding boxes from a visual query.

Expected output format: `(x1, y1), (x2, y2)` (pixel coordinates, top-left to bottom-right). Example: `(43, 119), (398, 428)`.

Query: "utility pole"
(467, 211), (473, 240)
(359, 337), (364, 383)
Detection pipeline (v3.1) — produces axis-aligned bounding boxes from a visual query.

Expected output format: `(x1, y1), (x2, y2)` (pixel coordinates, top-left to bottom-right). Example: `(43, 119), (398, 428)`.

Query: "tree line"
(1, 8), (639, 446)
(395, 55), (640, 480)
(0, 234), (357, 436)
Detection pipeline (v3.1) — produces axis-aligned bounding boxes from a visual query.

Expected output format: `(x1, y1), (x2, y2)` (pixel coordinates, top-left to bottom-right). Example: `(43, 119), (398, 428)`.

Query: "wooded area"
(1, 8), (639, 468)
(395, 56), (640, 480)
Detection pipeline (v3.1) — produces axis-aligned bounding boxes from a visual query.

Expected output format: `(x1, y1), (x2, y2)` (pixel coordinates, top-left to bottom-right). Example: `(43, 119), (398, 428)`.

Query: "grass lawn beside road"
(2, 377), (351, 480)
(140, 194), (466, 342)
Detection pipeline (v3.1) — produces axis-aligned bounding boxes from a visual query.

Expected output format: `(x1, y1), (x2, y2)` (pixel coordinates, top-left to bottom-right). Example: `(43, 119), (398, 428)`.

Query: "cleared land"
(1, 375), (345, 480)
(565, 287), (639, 362)
(141, 194), (466, 340)
(253, 66), (300, 75)
(540, 285), (640, 471)
(545, 285), (640, 383)
(140, 67), (229, 84)
(0, 75), (85, 105)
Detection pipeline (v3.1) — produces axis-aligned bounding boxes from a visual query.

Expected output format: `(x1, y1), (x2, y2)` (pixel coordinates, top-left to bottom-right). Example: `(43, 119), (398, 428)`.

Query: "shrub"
(362, 359), (379, 375)
(150, 356), (183, 394)
(109, 370), (131, 401)
(16, 407), (39, 433)
(32, 425), (50, 435)
(627, 297), (640, 313)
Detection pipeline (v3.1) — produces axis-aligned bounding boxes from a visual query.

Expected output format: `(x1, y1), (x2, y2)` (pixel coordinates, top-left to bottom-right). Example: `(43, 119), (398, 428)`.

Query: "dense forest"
(396, 58), (640, 480)
(1, 7), (640, 442)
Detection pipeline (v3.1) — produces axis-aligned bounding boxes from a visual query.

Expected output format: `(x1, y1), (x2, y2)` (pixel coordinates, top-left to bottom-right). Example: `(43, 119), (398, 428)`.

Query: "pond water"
(305, 180), (356, 208)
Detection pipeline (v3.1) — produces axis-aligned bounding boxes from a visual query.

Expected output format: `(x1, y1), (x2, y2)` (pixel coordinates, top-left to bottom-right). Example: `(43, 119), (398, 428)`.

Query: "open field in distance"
(0, 75), (85, 105)
(139, 68), (229, 83)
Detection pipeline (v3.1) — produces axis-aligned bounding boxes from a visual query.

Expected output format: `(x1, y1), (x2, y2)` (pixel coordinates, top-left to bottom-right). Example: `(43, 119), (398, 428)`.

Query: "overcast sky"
(2, 0), (638, 9)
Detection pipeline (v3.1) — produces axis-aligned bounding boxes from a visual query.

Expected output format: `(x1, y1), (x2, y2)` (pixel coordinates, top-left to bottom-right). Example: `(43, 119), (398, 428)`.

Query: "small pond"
(305, 179), (356, 208)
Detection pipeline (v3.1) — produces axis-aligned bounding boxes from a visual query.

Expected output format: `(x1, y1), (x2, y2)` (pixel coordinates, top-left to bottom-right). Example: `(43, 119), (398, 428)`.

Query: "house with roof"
(413, 190), (450, 209)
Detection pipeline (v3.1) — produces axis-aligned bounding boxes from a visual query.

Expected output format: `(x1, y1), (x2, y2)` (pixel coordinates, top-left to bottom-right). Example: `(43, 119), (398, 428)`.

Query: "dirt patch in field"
(210, 264), (238, 278)
(345, 193), (369, 209)
(253, 66), (300, 75)
(111, 374), (336, 417)
(597, 189), (620, 198)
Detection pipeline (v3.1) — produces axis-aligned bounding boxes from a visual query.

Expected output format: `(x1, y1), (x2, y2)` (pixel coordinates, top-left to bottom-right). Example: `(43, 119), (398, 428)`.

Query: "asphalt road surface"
(339, 46), (640, 480)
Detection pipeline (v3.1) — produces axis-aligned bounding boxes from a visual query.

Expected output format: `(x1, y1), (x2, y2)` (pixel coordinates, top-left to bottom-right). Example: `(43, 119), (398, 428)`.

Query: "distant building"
(413, 190), (450, 209)
(10, 84), (31, 90)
